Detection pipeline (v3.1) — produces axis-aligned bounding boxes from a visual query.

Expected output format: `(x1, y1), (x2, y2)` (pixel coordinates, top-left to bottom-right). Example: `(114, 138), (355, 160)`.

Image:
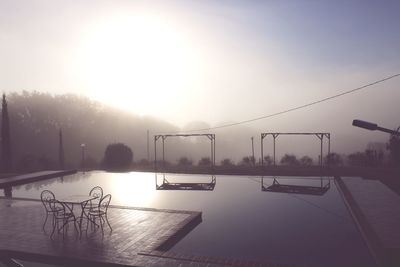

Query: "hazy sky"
(1, 0), (400, 153)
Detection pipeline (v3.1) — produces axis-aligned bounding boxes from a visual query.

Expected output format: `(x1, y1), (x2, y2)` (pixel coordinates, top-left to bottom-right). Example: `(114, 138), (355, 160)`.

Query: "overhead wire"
(159, 73), (400, 134)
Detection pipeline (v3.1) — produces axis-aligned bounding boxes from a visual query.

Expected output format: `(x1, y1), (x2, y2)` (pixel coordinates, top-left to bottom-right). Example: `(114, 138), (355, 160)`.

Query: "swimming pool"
(1, 171), (375, 267)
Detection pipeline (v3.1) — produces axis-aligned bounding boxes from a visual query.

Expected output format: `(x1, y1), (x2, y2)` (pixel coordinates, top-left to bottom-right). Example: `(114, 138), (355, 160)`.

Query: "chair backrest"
(40, 190), (56, 212)
(49, 200), (73, 217)
(99, 194), (112, 212)
(50, 200), (65, 214)
(89, 186), (103, 199)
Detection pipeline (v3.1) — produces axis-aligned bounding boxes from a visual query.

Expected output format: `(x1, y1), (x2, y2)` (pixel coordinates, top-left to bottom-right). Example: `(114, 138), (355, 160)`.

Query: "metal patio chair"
(40, 190), (62, 230)
(87, 194), (112, 235)
(87, 186), (103, 210)
(50, 200), (79, 239)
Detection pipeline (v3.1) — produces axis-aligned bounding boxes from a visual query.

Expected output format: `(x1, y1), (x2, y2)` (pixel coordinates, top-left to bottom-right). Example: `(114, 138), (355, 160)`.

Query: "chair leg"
(43, 213), (49, 230)
(50, 218), (58, 239)
(100, 216), (104, 236)
(105, 214), (112, 231)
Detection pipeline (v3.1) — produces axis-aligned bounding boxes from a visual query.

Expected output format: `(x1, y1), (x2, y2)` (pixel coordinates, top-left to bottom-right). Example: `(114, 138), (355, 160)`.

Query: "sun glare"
(80, 12), (201, 116)
(111, 172), (156, 207)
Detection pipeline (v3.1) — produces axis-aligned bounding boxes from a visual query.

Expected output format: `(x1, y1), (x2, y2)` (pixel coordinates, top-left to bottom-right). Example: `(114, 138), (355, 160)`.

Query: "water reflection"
(110, 172), (156, 207)
(155, 173), (216, 191)
(3, 186), (12, 198)
(12, 172), (92, 192)
(261, 177), (330, 196)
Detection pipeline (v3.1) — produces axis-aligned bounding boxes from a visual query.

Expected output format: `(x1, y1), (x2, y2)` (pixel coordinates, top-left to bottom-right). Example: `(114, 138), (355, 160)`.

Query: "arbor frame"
(154, 134), (216, 170)
(261, 132), (331, 167)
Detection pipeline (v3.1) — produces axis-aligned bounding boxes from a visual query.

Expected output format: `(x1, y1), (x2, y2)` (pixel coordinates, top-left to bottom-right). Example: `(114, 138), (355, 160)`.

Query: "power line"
(162, 73), (400, 134)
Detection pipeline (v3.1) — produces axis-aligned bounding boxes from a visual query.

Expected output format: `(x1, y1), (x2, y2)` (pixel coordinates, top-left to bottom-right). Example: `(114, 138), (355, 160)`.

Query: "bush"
(102, 143), (133, 170)
(280, 154), (299, 166)
(220, 158), (234, 167)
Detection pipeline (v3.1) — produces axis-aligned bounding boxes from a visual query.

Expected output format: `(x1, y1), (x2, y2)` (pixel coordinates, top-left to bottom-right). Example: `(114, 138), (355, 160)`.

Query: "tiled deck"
(0, 198), (207, 267)
(336, 177), (400, 267)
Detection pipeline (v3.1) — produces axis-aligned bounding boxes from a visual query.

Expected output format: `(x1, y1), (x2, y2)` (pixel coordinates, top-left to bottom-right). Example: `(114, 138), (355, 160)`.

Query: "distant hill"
(6, 91), (178, 170)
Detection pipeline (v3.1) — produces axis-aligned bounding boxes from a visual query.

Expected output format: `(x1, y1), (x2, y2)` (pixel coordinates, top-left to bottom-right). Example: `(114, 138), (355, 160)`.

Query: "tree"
(347, 152), (366, 166)
(299, 156), (313, 166)
(102, 143), (133, 170)
(324, 153), (342, 166)
(280, 154), (298, 166)
(198, 157), (212, 166)
(58, 128), (64, 169)
(240, 156), (252, 166)
(1, 93), (12, 172)
(263, 155), (273, 166)
(178, 156), (192, 166)
(220, 158), (234, 167)
(387, 133), (400, 166)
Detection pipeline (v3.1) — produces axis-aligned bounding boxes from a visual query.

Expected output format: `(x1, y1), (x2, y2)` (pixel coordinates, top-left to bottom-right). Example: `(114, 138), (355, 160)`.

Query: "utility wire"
(161, 73), (400, 134)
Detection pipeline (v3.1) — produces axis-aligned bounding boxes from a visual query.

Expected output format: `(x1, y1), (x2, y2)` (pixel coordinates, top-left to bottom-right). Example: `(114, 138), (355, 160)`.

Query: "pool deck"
(335, 177), (400, 267)
(0, 170), (77, 188)
(0, 198), (306, 267)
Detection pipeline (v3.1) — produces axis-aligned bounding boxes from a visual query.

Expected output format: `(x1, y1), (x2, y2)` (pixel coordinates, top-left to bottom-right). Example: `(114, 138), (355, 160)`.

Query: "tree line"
(1, 91), (399, 173)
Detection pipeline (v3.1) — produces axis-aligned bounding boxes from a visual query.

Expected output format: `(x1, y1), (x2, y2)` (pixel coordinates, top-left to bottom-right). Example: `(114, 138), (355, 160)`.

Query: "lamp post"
(352, 119), (400, 136)
(81, 143), (86, 171)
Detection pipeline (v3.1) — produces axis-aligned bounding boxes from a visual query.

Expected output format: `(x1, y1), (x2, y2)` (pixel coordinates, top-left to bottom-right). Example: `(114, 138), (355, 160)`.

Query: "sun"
(79, 12), (201, 116)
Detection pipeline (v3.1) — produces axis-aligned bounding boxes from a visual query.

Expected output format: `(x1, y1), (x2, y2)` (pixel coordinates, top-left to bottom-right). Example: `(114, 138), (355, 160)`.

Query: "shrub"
(102, 143), (133, 170)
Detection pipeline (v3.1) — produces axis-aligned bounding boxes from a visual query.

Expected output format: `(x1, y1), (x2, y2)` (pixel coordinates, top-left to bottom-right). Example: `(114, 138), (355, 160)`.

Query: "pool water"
(1, 171), (375, 267)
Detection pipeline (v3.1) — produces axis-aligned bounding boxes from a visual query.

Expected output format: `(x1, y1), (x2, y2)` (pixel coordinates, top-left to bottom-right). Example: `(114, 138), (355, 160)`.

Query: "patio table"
(58, 195), (98, 236)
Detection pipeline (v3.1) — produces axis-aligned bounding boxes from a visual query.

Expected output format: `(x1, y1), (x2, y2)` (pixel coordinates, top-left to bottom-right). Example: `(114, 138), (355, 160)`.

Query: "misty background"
(3, 91), (393, 169)
(1, 0), (400, 168)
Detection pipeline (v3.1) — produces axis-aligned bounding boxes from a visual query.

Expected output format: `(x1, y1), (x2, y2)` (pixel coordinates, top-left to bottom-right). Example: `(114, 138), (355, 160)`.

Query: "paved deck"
(0, 198), (205, 266)
(0, 171), (77, 188)
(335, 177), (400, 267)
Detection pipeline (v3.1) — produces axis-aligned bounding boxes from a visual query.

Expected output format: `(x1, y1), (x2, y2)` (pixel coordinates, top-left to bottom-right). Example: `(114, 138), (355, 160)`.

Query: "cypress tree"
(1, 93), (12, 172)
(58, 128), (65, 169)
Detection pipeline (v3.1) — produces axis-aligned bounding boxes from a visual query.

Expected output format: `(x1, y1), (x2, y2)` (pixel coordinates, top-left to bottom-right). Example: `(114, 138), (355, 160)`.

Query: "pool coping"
(334, 176), (383, 267)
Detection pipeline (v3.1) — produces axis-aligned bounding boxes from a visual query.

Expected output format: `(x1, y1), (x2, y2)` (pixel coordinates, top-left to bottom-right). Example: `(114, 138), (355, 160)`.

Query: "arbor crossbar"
(260, 132), (331, 167)
(154, 134), (216, 170)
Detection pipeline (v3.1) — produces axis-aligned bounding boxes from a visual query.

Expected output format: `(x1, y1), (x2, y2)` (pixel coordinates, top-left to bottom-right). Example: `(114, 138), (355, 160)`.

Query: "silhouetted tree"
(58, 129), (64, 169)
(324, 153), (343, 166)
(102, 143), (133, 170)
(387, 133), (400, 166)
(263, 155), (273, 166)
(198, 157), (212, 166)
(220, 158), (234, 167)
(1, 93), (12, 172)
(178, 156), (192, 166)
(280, 154), (299, 166)
(240, 156), (252, 166)
(299, 156), (313, 166)
(365, 149), (381, 167)
(138, 159), (150, 166)
(16, 154), (37, 172)
(38, 155), (56, 170)
(347, 152), (366, 166)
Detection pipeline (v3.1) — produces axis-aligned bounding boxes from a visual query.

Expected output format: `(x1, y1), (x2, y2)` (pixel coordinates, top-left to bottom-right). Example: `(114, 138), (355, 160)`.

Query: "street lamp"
(352, 119), (400, 136)
(81, 143), (86, 170)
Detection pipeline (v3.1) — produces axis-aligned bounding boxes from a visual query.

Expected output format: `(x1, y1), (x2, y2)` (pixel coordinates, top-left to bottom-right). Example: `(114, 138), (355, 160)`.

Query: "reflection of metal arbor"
(261, 177), (330, 196)
(261, 132), (331, 167)
(154, 134), (216, 170)
(156, 174), (216, 191)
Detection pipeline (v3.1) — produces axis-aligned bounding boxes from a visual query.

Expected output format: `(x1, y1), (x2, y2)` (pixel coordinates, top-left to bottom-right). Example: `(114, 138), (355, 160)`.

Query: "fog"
(1, 1), (399, 165)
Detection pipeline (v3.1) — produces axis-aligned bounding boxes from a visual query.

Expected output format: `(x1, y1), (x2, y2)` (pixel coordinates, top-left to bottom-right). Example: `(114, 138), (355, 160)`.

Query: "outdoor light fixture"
(352, 119), (400, 136)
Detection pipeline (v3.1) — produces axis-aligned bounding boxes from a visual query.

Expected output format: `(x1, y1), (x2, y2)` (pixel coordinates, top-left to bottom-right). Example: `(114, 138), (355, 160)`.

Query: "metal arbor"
(260, 132), (331, 167)
(154, 134), (216, 170)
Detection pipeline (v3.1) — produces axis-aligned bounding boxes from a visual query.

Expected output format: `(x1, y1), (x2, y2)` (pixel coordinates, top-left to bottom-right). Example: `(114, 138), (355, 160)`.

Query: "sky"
(1, 0), (400, 154)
